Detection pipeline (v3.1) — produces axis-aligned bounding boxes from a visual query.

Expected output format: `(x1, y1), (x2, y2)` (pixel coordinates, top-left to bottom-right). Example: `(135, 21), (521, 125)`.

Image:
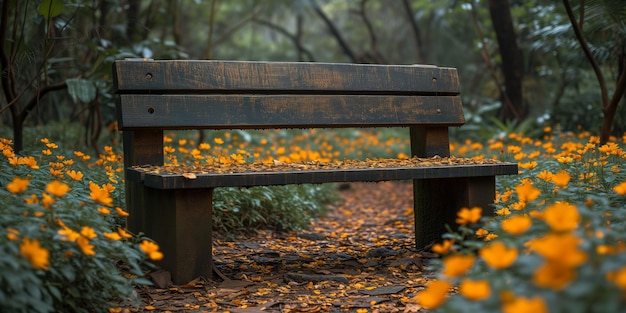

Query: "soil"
(120, 181), (437, 313)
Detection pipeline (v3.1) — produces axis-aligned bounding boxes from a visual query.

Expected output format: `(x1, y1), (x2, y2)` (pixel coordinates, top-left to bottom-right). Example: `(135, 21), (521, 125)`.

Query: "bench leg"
(413, 176), (495, 248)
(140, 187), (213, 284)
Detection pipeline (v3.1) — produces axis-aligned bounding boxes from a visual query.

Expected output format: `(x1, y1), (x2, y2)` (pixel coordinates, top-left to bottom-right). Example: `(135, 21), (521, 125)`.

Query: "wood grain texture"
(116, 94), (464, 130)
(113, 60), (459, 95)
(128, 163), (518, 189)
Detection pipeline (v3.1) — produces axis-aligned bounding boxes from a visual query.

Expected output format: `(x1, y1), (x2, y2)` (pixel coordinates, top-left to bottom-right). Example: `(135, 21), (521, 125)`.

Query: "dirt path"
(126, 182), (435, 312)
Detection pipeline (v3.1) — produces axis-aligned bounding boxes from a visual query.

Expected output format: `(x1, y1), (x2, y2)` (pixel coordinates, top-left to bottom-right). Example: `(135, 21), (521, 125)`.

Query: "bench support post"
(413, 176), (495, 247)
(143, 187), (213, 284)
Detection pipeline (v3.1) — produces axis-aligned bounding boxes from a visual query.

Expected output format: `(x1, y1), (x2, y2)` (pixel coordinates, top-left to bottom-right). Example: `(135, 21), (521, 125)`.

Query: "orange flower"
(45, 180), (70, 197)
(515, 180), (540, 203)
(7, 177), (29, 194)
(533, 261), (577, 290)
(502, 296), (548, 313)
(607, 266), (626, 290)
(139, 240), (164, 261)
(442, 254), (475, 278)
(459, 279), (491, 301)
(613, 181), (626, 195)
(542, 201), (579, 232)
(103, 232), (122, 241)
(115, 207), (130, 217)
(530, 233), (586, 267)
(501, 215), (532, 235)
(479, 241), (518, 269)
(97, 207), (111, 215)
(80, 226), (97, 239)
(414, 280), (451, 309)
(551, 170), (571, 188)
(455, 207), (482, 225)
(89, 181), (113, 206)
(6, 227), (19, 240)
(41, 193), (56, 209)
(432, 239), (454, 255)
(77, 237), (95, 256)
(66, 170), (84, 181)
(20, 238), (50, 270)
(58, 227), (80, 242)
(118, 228), (133, 239)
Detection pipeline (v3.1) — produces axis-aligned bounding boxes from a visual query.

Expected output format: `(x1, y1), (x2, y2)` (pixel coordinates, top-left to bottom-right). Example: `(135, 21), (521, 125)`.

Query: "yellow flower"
(77, 237), (96, 256)
(479, 241), (518, 269)
(7, 177), (29, 194)
(502, 296), (548, 313)
(613, 181), (626, 195)
(20, 238), (50, 270)
(455, 207), (482, 225)
(45, 180), (70, 197)
(42, 149), (52, 155)
(89, 181), (113, 206)
(459, 279), (491, 301)
(214, 137), (224, 145)
(139, 240), (164, 261)
(115, 207), (130, 217)
(432, 239), (454, 255)
(66, 170), (84, 181)
(551, 170), (571, 188)
(501, 215), (532, 235)
(414, 280), (451, 309)
(98, 207), (111, 215)
(515, 180), (540, 203)
(542, 201), (580, 232)
(442, 254), (475, 278)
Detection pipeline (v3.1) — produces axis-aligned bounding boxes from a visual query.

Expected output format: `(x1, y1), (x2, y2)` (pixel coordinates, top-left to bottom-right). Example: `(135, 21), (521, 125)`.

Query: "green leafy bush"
(417, 131), (626, 312)
(0, 138), (156, 313)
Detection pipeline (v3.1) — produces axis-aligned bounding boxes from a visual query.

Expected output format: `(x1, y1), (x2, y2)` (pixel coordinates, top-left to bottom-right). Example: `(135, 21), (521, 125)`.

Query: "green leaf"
(66, 78), (96, 103)
(38, 0), (64, 20)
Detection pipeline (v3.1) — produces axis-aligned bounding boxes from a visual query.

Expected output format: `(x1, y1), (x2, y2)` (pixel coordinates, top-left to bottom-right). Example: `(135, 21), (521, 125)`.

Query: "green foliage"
(420, 132), (626, 312)
(0, 138), (154, 313)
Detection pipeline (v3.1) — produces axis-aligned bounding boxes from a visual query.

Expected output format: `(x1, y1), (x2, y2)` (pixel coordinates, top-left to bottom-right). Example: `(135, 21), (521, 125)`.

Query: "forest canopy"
(0, 0), (625, 151)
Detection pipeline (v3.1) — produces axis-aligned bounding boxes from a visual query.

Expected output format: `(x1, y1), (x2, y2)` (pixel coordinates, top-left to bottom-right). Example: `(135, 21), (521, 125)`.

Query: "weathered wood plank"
(113, 60), (460, 95)
(129, 163), (518, 189)
(116, 95), (464, 130)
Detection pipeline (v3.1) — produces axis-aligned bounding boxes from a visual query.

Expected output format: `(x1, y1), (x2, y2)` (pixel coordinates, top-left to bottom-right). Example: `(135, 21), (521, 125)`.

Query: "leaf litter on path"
(122, 181), (436, 312)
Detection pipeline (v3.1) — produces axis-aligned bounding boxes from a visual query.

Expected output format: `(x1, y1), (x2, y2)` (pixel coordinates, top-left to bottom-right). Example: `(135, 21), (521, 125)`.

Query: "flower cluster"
(416, 131), (626, 312)
(0, 137), (162, 312)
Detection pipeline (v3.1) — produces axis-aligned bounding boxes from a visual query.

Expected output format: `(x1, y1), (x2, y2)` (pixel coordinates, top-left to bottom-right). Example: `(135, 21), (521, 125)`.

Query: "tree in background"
(1, 0), (624, 150)
(562, 0), (625, 144)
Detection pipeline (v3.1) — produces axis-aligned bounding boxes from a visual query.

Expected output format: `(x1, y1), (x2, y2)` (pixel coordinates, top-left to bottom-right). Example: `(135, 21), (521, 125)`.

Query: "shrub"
(417, 130), (626, 312)
(0, 138), (157, 313)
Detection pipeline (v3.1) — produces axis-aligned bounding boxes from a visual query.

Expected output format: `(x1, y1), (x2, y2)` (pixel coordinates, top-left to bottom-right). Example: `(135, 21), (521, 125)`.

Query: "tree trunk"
(488, 0), (526, 121)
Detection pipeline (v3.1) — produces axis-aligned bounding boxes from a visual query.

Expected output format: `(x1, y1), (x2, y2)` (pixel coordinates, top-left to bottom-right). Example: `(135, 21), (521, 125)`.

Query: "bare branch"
(310, 0), (357, 63)
(563, 0), (609, 106)
(401, 0), (425, 63)
(254, 19), (316, 62)
(0, 0), (16, 102)
(19, 82), (67, 121)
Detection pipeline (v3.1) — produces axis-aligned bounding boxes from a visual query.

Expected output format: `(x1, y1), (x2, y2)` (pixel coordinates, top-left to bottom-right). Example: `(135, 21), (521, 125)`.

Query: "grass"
(1, 124), (625, 312)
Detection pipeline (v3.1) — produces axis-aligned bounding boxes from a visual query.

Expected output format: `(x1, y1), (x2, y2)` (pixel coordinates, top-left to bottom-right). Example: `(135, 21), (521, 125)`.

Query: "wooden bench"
(113, 59), (518, 284)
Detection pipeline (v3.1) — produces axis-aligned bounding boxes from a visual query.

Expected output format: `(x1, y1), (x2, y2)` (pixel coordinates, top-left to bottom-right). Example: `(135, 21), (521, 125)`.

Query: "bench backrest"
(113, 60), (464, 130)
(113, 60), (464, 167)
